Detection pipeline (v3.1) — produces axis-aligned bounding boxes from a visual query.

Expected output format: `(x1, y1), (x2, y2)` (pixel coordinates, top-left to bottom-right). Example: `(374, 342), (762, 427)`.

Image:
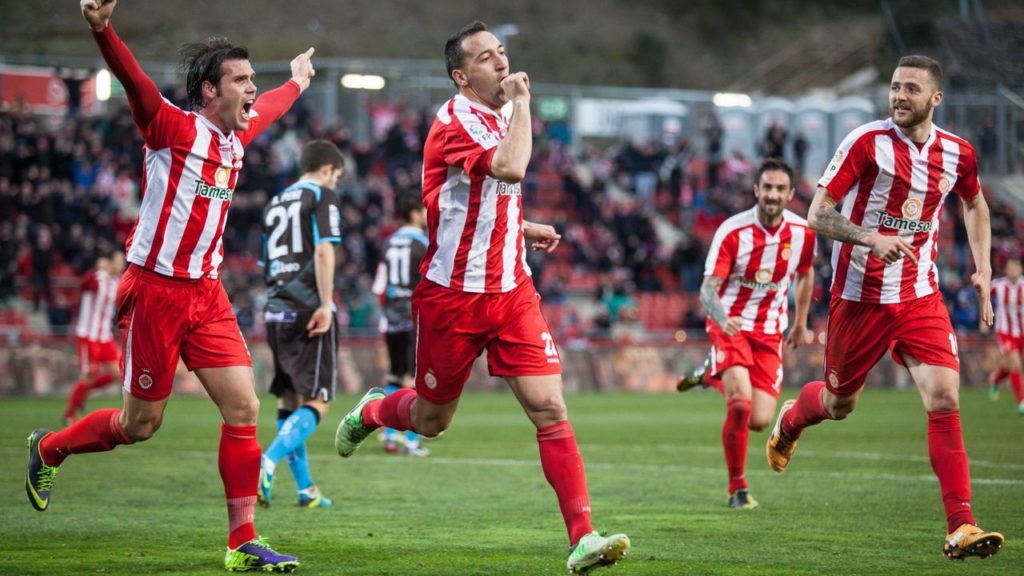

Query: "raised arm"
(241, 48), (315, 146)
(490, 72), (532, 183)
(807, 186), (917, 264)
(962, 192), (993, 327)
(82, 0), (162, 131)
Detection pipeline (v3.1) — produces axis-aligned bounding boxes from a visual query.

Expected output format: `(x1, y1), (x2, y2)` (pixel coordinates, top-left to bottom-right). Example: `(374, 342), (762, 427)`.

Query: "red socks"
(362, 388), (416, 431)
(927, 410), (975, 532)
(1009, 372), (1024, 404)
(63, 381), (90, 420)
(537, 421), (593, 546)
(219, 424), (259, 549)
(723, 397), (752, 493)
(782, 381), (832, 440)
(41, 408), (131, 466)
(990, 368), (1008, 385)
(62, 374), (117, 419)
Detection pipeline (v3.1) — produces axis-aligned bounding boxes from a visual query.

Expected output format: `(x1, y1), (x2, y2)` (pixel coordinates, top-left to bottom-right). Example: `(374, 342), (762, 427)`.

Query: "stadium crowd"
(0, 91), (1020, 340)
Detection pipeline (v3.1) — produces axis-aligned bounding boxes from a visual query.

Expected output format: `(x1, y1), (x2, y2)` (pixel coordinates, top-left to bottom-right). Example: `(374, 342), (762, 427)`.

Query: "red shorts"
(116, 265), (251, 401)
(76, 337), (119, 375)
(706, 320), (785, 398)
(412, 279), (561, 404)
(824, 292), (959, 397)
(996, 333), (1024, 355)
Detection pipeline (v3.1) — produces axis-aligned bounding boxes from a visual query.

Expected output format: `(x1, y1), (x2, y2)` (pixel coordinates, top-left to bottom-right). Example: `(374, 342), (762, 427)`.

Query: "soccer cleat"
(943, 523), (1004, 560)
(224, 537), (299, 572)
(256, 462), (274, 508)
(297, 486), (333, 509)
(383, 441), (400, 454)
(727, 489), (760, 510)
(335, 387), (386, 458)
(405, 444), (430, 457)
(25, 428), (59, 512)
(766, 399), (799, 473)
(1018, 402), (1024, 416)
(676, 358), (709, 393)
(567, 531), (630, 575)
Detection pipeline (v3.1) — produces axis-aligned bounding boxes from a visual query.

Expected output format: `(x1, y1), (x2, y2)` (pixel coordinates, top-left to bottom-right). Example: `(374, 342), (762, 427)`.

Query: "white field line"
(578, 443), (1024, 471)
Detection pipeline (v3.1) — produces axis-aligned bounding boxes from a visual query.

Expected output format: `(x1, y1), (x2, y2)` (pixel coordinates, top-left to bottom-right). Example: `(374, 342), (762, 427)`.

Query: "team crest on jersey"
(901, 198), (923, 220)
(424, 369), (438, 389)
(138, 370), (153, 390)
(781, 244), (792, 261)
(215, 166), (231, 187)
(828, 370), (839, 388)
(938, 176), (951, 194)
(716, 349), (726, 364)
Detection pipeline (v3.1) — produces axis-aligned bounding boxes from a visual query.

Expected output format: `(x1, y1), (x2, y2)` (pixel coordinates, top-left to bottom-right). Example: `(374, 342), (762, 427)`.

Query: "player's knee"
(928, 388), (960, 411)
(748, 417), (770, 431)
(525, 395), (568, 427)
(417, 418), (450, 438)
(826, 397), (856, 420)
(830, 404), (854, 420)
(122, 416), (162, 442)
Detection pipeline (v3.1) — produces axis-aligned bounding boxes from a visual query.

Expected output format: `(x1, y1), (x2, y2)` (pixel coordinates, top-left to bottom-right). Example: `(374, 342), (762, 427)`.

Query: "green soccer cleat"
(676, 358), (710, 393)
(256, 461), (273, 508)
(988, 384), (1000, 401)
(335, 387), (387, 458)
(728, 489), (760, 510)
(567, 531), (630, 575)
(224, 537), (299, 572)
(25, 428), (59, 512)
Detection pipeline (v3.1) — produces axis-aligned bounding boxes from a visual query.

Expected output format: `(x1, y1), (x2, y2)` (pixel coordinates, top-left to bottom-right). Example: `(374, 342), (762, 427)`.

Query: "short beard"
(891, 103), (932, 129)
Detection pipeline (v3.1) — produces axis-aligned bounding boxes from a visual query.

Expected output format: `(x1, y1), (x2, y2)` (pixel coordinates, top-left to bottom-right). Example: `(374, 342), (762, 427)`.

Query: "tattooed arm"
(807, 186), (917, 264)
(700, 275), (742, 336)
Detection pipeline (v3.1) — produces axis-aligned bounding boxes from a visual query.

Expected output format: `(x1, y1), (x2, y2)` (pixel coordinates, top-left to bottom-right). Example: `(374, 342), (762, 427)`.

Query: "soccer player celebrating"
(371, 193), (430, 456)
(25, 0), (313, 571)
(335, 21), (630, 574)
(258, 140), (344, 510)
(62, 249), (125, 424)
(687, 158), (815, 509)
(983, 256), (1024, 413)
(766, 55), (1005, 560)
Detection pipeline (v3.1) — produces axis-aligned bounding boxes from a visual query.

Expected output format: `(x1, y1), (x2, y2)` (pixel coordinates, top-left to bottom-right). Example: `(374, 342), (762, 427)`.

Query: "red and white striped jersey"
(819, 118), (981, 304)
(75, 268), (119, 343)
(94, 24), (300, 279)
(420, 94), (530, 293)
(704, 207), (816, 335)
(993, 276), (1024, 338)
(127, 95), (296, 279)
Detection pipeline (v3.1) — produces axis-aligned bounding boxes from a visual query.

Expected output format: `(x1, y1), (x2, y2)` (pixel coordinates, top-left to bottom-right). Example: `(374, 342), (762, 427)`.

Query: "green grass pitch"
(1, 388), (1020, 575)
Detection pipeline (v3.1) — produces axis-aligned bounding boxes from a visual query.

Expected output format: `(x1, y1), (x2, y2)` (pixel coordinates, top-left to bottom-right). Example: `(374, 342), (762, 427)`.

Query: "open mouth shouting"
(241, 99), (255, 122)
